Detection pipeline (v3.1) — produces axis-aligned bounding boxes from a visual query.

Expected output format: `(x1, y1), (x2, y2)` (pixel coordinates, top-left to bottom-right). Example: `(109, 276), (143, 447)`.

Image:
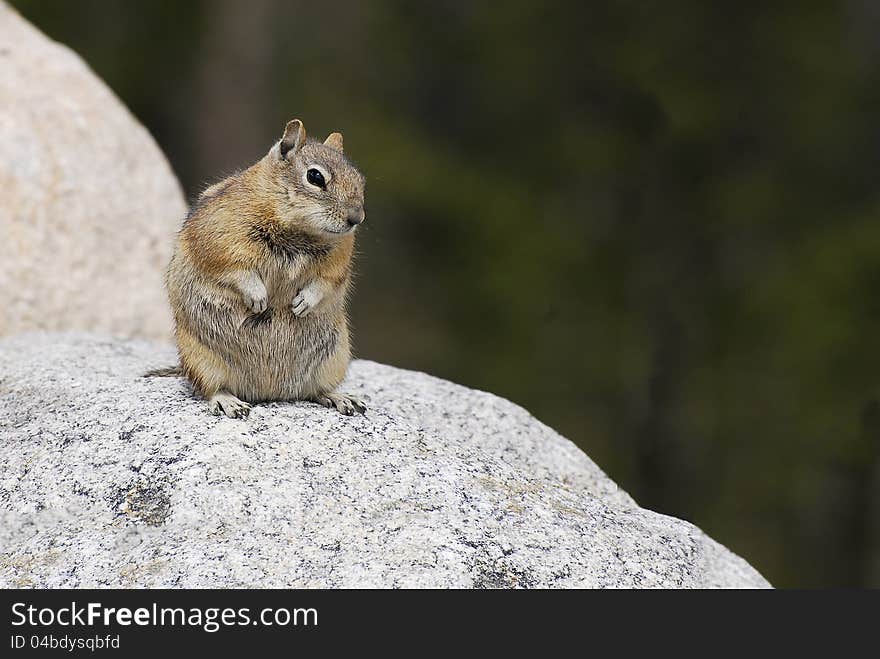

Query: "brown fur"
(161, 119), (367, 418)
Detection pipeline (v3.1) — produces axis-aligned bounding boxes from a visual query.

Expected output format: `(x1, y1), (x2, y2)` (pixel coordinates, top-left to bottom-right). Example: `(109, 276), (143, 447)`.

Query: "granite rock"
(0, 4), (186, 340)
(0, 334), (770, 588)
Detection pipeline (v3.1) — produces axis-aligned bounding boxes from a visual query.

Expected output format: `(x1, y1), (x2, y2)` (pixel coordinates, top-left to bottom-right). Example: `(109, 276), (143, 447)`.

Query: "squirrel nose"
(347, 208), (365, 227)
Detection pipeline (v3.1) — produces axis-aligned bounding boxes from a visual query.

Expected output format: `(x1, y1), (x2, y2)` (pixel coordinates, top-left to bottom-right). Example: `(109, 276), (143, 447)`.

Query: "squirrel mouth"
(325, 226), (355, 235)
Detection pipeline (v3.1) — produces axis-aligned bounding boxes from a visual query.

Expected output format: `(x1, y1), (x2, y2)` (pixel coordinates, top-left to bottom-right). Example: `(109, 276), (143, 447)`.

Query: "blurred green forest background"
(11, 0), (880, 587)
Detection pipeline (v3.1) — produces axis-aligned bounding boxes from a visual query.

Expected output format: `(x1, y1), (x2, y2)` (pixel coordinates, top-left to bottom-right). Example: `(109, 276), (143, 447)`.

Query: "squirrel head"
(266, 119), (366, 237)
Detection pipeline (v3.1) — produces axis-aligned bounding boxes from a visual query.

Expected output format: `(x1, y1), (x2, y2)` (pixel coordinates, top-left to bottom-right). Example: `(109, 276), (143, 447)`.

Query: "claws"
(291, 292), (312, 317)
(245, 293), (268, 314)
(292, 285), (323, 317)
(210, 392), (252, 419)
(315, 393), (367, 416)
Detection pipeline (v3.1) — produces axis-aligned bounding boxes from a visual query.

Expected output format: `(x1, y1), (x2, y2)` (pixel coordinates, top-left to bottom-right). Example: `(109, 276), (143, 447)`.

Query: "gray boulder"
(0, 333), (770, 588)
(0, 4), (186, 341)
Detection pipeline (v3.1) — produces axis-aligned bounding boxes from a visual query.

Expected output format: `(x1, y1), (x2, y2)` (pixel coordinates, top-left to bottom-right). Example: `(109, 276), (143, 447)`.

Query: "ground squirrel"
(149, 118), (366, 419)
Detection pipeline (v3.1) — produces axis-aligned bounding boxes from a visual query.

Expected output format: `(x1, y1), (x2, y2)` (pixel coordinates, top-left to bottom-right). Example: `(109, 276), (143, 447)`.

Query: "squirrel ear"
(323, 132), (344, 152)
(279, 119), (306, 158)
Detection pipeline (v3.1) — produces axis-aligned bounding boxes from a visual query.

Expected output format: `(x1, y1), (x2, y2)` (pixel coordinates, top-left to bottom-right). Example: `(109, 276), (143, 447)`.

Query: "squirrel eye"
(306, 168), (326, 189)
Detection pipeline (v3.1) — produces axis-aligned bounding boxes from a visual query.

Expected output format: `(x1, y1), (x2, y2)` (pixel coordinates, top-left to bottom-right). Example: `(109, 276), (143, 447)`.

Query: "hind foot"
(313, 392), (366, 416)
(210, 391), (252, 419)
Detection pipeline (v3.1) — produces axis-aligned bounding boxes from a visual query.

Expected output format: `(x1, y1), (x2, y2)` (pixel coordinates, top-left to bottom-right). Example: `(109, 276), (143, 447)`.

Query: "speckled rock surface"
(0, 4), (186, 340)
(0, 333), (770, 588)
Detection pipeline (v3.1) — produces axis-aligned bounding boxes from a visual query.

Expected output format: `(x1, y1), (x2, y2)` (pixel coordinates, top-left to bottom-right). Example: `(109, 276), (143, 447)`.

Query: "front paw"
(292, 287), (322, 317)
(244, 291), (268, 314)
